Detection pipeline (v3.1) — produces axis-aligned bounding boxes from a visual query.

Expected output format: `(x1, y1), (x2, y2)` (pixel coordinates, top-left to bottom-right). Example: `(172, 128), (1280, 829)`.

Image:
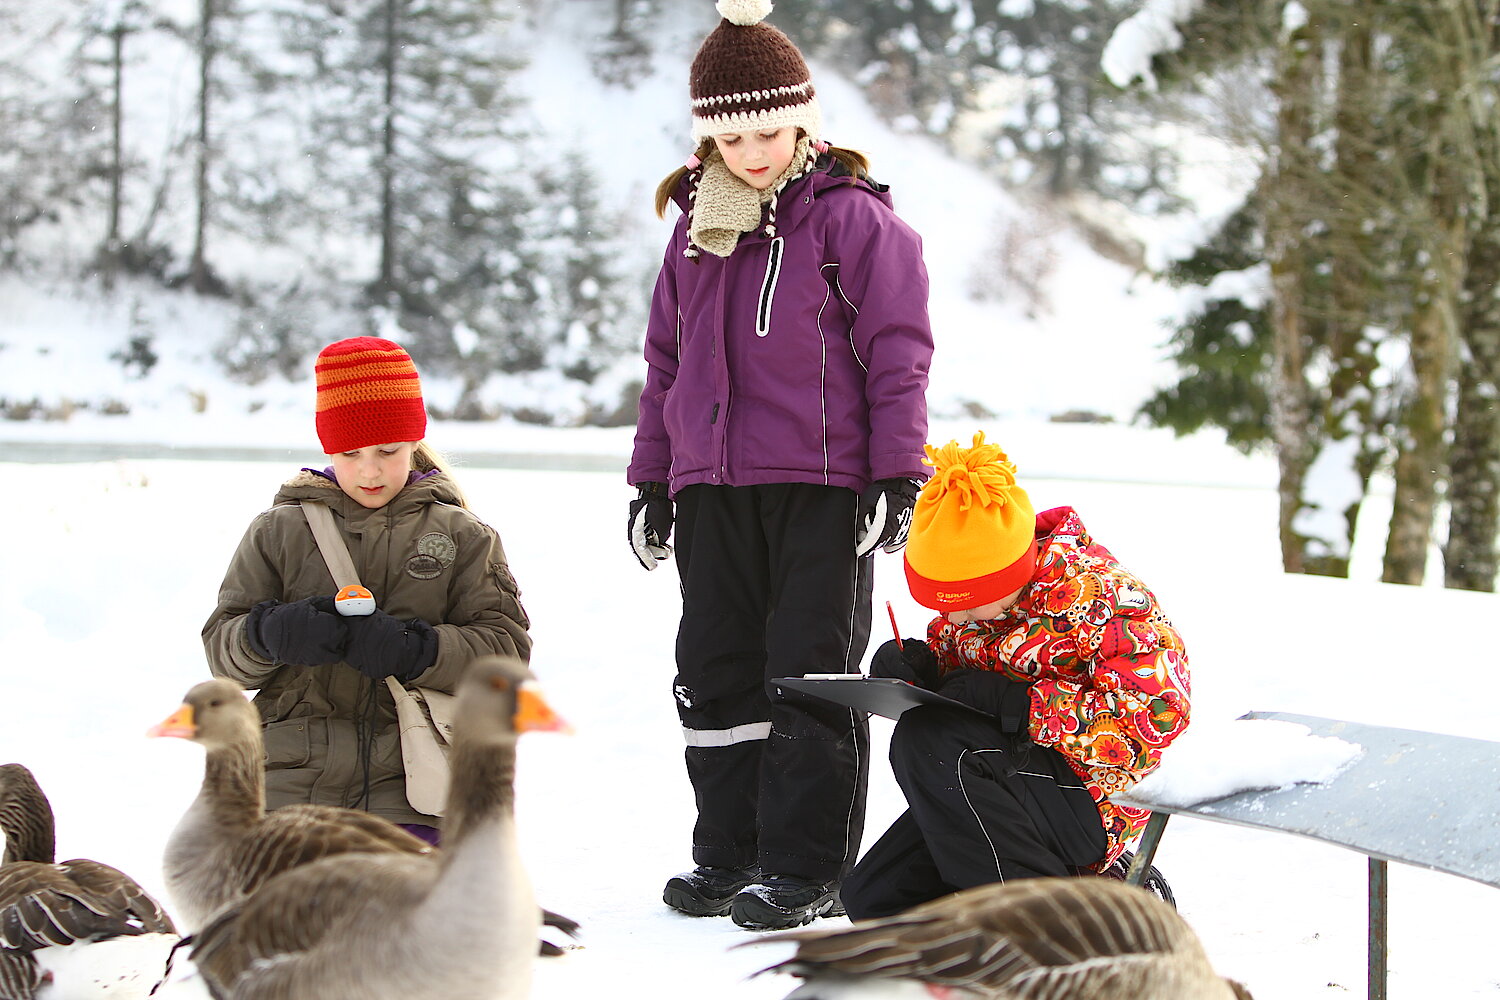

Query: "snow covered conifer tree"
(268, 0), (541, 377)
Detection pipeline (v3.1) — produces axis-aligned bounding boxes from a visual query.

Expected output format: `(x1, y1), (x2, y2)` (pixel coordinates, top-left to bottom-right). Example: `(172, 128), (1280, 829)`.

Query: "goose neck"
(201, 741), (265, 831)
(0, 788), (56, 863)
(438, 740), (515, 851)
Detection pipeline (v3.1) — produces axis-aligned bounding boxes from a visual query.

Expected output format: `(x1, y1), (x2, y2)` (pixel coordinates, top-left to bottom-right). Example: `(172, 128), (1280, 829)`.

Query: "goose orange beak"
(148, 704), (197, 740)
(515, 683), (571, 734)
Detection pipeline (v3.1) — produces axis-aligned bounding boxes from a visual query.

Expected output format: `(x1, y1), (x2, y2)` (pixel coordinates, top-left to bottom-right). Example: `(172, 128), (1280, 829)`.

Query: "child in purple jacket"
(625, 0), (935, 930)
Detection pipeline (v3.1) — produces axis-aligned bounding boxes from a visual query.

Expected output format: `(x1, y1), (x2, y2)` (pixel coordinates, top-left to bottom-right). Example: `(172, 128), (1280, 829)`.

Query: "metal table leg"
(1369, 857), (1387, 1000)
(1127, 812), (1170, 886)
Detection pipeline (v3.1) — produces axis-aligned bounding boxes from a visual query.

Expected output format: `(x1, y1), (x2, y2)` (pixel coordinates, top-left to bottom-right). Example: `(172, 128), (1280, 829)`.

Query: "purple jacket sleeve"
(825, 189), (934, 483)
(626, 236), (682, 487)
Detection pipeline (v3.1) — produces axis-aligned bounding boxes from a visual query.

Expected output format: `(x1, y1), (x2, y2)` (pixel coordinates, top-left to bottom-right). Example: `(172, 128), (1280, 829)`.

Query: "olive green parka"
(202, 468), (530, 826)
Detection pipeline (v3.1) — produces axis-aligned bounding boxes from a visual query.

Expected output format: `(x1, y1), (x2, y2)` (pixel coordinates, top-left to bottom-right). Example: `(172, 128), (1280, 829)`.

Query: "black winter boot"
(729, 874), (843, 930)
(663, 866), (758, 917)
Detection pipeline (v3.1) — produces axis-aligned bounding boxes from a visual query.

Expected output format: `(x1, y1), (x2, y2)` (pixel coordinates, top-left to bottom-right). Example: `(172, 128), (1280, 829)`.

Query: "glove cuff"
(634, 481), (669, 499)
(412, 623), (440, 679)
(244, 600), (280, 661)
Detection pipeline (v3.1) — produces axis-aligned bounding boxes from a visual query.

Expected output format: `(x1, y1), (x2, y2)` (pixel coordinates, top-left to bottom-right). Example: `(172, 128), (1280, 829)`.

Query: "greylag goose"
(149, 677), (579, 955)
(187, 655), (566, 1000)
(148, 678), (434, 933)
(749, 876), (1253, 999)
(0, 763), (177, 1000)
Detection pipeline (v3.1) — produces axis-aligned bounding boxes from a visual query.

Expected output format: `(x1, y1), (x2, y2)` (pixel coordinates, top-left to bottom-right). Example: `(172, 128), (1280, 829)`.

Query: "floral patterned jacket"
(925, 506), (1190, 868)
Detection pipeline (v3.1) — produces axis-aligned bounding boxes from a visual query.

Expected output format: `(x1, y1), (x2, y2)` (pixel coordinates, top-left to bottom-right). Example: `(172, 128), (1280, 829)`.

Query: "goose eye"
(488, 676), (511, 692)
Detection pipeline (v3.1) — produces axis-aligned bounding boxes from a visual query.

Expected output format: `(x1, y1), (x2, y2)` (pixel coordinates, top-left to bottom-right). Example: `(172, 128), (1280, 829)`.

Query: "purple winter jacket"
(626, 160), (934, 496)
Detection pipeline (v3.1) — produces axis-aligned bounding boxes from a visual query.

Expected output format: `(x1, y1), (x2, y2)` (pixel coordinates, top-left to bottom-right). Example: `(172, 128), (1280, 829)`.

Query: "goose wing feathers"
(0, 950), (44, 1000)
(0, 859), (176, 952)
(228, 804), (430, 898)
(191, 853), (428, 998)
(759, 878), (1236, 997)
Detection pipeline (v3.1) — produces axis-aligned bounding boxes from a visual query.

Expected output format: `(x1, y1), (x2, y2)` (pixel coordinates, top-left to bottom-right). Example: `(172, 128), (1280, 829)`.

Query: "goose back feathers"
(189, 655), (565, 1000)
(754, 877), (1252, 999)
(0, 764), (177, 1000)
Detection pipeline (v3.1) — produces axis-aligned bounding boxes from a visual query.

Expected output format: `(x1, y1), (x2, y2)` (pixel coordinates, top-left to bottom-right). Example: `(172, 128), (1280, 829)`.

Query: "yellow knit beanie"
(903, 432), (1038, 611)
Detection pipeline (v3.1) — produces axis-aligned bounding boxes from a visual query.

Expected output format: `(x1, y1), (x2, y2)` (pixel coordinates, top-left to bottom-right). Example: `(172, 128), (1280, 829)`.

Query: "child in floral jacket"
(841, 433), (1190, 920)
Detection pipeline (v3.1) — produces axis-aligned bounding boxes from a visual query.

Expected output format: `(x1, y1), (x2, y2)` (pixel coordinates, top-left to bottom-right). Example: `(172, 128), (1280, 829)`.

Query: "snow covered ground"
(8, 2), (1495, 997)
(3, 419), (1497, 999)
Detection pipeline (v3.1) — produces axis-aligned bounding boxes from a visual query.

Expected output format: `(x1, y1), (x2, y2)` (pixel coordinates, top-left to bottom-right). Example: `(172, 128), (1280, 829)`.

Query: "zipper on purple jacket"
(756, 237), (784, 337)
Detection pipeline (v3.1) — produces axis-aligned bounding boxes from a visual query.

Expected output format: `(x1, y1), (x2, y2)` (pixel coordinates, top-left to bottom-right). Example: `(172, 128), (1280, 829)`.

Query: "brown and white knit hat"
(690, 0), (823, 143)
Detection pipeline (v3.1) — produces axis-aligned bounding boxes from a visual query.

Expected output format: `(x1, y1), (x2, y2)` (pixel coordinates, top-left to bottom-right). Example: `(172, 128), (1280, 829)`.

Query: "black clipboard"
(773, 675), (989, 721)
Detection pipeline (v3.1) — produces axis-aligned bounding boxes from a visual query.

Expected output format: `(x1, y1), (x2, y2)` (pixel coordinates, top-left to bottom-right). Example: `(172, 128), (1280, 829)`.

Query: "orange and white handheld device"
(334, 584), (376, 616)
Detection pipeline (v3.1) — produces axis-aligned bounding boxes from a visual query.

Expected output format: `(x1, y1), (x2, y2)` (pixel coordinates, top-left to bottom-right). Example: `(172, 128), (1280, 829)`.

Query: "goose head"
(147, 679), (260, 752)
(439, 655), (568, 849)
(0, 763), (55, 864)
(453, 655), (570, 748)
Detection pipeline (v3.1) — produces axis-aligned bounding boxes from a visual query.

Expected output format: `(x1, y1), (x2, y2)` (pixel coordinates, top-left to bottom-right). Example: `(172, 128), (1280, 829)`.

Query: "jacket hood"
(271, 468), (462, 516)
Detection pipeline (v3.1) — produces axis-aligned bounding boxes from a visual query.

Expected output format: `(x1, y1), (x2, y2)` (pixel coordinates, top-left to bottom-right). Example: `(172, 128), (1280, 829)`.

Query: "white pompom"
(715, 0), (772, 27)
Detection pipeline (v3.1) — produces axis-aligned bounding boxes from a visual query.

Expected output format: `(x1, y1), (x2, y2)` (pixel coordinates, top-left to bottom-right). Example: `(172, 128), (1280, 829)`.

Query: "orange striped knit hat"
(904, 433), (1038, 611)
(314, 337), (427, 454)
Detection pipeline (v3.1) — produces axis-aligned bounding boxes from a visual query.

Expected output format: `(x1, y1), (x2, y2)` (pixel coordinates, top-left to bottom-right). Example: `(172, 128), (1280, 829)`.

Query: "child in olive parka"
(203, 337), (530, 842)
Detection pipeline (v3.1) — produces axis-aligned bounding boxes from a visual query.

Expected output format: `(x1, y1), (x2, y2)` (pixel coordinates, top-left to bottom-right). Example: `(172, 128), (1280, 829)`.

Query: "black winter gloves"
(854, 478), (921, 557)
(869, 638), (940, 690)
(344, 609), (439, 682)
(937, 669), (1033, 734)
(628, 481), (674, 571)
(245, 596), (348, 666)
(871, 639), (1032, 735)
(246, 596), (437, 682)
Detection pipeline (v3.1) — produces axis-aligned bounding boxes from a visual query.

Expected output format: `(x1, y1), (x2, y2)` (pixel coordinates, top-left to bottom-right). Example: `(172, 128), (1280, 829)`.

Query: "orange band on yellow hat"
(905, 540), (1037, 611)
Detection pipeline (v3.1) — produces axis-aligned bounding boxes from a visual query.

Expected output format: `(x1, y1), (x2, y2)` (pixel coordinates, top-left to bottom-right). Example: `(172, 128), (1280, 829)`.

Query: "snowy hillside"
(0, 0), (1227, 440)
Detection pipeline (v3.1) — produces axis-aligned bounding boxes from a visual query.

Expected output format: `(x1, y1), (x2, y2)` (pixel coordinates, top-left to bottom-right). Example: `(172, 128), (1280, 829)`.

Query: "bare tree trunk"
(1266, 14), (1322, 574)
(1383, 208), (1462, 584)
(100, 21), (126, 291)
(1441, 2), (1500, 590)
(1446, 221), (1500, 588)
(1382, 1), (1484, 585)
(188, 0), (215, 294)
(1309, 4), (1381, 577)
(376, 0), (399, 299)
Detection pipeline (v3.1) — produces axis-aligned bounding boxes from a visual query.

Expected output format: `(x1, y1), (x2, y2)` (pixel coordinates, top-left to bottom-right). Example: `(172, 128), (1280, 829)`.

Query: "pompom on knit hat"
(314, 337), (427, 455)
(904, 433), (1039, 612)
(690, 0), (823, 143)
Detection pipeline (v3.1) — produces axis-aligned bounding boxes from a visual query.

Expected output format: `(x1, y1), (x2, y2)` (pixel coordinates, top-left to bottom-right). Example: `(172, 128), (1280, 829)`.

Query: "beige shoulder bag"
(301, 500), (456, 817)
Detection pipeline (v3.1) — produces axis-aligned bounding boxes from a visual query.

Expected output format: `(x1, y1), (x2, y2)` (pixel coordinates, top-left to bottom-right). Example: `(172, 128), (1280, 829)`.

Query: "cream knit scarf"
(690, 134), (813, 258)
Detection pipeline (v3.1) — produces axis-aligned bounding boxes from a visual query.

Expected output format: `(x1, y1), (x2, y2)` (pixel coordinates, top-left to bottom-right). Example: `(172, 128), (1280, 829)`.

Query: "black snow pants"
(841, 704), (1107, 919)
(672, 483), (873, 883)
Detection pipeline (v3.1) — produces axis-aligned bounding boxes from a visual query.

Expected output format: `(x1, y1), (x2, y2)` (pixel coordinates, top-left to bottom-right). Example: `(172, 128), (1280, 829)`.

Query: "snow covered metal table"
(1112, 711), (1500, 1000)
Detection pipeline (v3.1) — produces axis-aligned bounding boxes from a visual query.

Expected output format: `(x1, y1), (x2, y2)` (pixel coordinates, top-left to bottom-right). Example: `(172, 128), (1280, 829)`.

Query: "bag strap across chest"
(300, 500), (361, 591)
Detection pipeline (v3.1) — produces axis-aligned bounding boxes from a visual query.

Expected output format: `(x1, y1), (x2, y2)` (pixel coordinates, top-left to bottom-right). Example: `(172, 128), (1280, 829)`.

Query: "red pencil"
(886, 600), (902, 644)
